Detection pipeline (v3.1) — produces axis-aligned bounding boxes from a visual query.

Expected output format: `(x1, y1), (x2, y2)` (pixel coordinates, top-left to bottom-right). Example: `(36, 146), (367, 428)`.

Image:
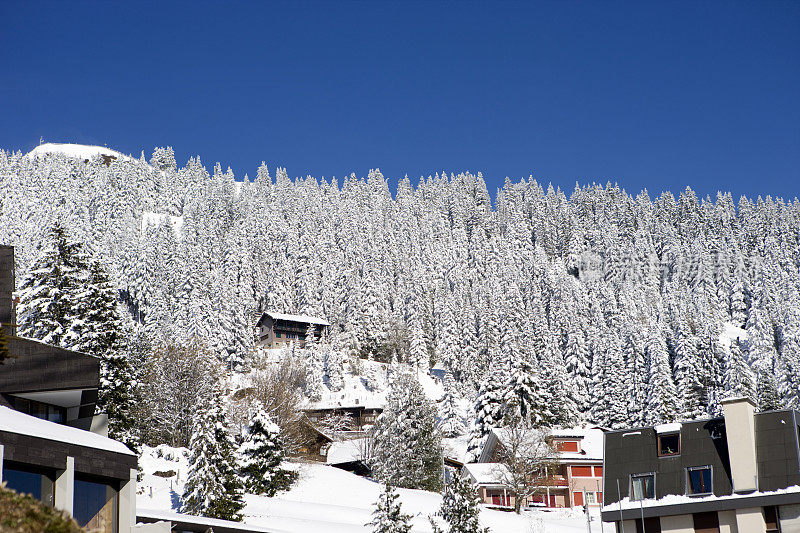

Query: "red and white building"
(464, 426), (605, 509)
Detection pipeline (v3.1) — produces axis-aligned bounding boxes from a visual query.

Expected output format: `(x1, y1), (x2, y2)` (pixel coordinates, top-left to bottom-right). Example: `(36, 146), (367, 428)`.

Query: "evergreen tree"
(439, 372), (466, 437)
(466, 369), (506, 462)
(238, 401), (297, 496)
(182, 390), (245, 521)
(371, 373), (442, 491)
(17, 222), (89, 347)
(366, 483), (412, 533)
(434, 475), (489, 533)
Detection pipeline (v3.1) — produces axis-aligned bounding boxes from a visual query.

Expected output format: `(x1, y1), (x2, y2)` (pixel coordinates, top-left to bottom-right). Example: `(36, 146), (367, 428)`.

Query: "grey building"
(255, 311), (330, 348)
(602, 397), (800, 533)
(0, 244), (138, 532)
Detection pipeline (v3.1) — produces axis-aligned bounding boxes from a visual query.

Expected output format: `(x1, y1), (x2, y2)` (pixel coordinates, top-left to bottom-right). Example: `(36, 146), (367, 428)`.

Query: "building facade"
(466, 426), (605, 509)
(602, 397), (800, 533)
(255, 311), (330, 348)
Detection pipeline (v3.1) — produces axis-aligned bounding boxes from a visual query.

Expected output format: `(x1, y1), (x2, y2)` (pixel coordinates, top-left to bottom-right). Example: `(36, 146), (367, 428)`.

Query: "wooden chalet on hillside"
(255, 311), (330, 348)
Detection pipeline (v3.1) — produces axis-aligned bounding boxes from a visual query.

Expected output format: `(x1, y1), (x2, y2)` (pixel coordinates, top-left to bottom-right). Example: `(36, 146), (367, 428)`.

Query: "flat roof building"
(601, 397), (800, 533)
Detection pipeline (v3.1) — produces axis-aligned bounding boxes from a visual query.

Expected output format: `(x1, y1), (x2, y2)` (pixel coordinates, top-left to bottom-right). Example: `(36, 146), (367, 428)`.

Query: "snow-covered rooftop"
(326, 438), (368, 465)
(0, 405), (135, 456)
(26, 143), (128, 162)
(549, 427), (605, 461)
(137, 508), (279, 533)
(264, 311), (330, 326)
(490, 426), (605, 462)
(462, 462), (511, 485)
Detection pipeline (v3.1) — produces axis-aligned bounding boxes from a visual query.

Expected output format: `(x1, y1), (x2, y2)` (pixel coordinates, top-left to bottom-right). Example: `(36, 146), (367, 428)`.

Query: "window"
(692, 512), (719, 533)
(74, 478), (117, 533)
(557, 440), (579, 452)
(571, 465), (592, 477)
(275, 332), (281, 338)
(764, 506), (780, 533)
(3, 466), (54, 505)
(585, 491), (597, 504)
(573, 491), (584, 506)
(657, 433), (680, 456)
(594, 466), (603, 477)
(631, 473), (655, 500)
(687, 466), (712, 495)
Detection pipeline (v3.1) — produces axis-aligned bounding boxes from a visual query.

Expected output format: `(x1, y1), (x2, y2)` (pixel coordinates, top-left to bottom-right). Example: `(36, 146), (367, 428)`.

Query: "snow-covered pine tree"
(238, 400), (297, 496)
(182, 390), (244, 521)
(17, 221), (89, 347)
(366, 483), (412, 533)
(77, 261), (139, 447)
(438, 372), (466, 438)
(723, 337), (756, 401)
(303, 346), (325, 402)
(371, 373), (442, 491)
(466, 369), (506, 462)
(502, 357), (549, 426)
(325, 347), (345, 392)
(434, 474), (489, 533)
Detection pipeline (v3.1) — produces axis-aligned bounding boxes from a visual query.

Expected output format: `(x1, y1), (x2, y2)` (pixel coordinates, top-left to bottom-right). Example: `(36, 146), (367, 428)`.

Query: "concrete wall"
(659, 514), (693, 533)
(735, 507), (766, 533)
(718, 509), (738, 533)
(780, 503), (800, 533)
(722, 398), (759, 493)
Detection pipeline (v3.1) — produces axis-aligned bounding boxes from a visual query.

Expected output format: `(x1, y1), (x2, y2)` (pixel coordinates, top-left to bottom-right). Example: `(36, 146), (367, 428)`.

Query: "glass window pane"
(74, 479), (117, 533)
(688, 467), (711, 494)
(4, 468), (42, 500)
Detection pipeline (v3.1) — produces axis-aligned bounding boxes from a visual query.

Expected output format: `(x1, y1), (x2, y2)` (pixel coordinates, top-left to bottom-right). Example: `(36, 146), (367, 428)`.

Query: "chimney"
(0, 245), (14, 336)
(721, 396), (759, 493)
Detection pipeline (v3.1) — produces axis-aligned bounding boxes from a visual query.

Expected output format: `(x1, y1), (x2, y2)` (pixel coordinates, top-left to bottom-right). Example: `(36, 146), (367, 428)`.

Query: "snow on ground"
(26, 142), (130, 162)
(141, 211), (184, 237)
(718, 322), (747, 351)
(138, 446), (612, 532)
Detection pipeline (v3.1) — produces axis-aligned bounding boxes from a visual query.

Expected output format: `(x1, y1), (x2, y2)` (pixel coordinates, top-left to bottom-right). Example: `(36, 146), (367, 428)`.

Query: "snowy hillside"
(137, 445), (611, 532)
(26, 142), (130, 162)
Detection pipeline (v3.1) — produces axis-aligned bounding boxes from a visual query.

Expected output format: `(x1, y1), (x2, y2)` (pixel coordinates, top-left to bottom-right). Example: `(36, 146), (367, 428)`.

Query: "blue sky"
(1, 1), (798, 200)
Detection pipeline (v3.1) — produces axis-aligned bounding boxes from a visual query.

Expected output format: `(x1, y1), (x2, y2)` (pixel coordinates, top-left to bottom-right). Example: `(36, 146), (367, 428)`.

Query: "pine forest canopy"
(1, 145), (799, 430)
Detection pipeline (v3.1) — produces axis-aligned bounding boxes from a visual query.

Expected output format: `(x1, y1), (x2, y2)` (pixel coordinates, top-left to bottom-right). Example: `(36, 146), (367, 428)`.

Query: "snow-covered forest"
(2, 143), (799, 435)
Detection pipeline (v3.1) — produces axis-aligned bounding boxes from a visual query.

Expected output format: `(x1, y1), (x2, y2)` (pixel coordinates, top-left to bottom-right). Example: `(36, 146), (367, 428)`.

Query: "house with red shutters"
(464, 426), (606, 509)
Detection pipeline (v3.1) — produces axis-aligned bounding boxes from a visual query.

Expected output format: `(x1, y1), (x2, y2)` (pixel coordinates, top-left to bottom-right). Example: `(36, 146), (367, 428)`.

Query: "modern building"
(0, 245), (138, 532)
(601, 397), (800, 533)
(255, 311), (330, 348)
(466, 426), (605, 509)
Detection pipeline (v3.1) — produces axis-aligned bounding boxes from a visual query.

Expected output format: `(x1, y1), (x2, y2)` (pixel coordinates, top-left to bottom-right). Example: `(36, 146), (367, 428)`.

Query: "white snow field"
(26, 142), (130, 161)
(138, 445), (612, 532)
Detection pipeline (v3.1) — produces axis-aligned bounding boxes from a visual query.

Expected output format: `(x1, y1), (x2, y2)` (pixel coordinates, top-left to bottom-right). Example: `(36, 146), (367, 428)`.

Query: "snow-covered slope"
(137, 446), (611, 532)
(26, 142), (129, 162)
(141, 211), (184, 237)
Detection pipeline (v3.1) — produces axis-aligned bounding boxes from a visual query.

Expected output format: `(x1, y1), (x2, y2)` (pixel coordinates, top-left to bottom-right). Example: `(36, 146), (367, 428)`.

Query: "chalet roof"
(262, 311), (330, 326)
(462, 462), (511, 486)
(0, 405), (135, 456)
(480, 426), (605, 463)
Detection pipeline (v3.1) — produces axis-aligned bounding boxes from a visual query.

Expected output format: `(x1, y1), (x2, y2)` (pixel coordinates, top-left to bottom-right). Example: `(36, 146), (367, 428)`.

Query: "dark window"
(692, 512), (719, 533)
(687, 466), (712, 495)
(633, 517), (662, 533)
(74, 478), (117, 532)
(275, 332), (281, 338)
(10, 396), (65, 423)
(657, 433), (680, 456)
(764, 506), (780, 533)
(631, 473), (655, 500)
(4, 467), (56, 506)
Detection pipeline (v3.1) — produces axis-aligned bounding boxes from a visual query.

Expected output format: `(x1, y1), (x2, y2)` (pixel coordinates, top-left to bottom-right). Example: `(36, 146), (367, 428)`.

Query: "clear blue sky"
(1, 1), (798, 200)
